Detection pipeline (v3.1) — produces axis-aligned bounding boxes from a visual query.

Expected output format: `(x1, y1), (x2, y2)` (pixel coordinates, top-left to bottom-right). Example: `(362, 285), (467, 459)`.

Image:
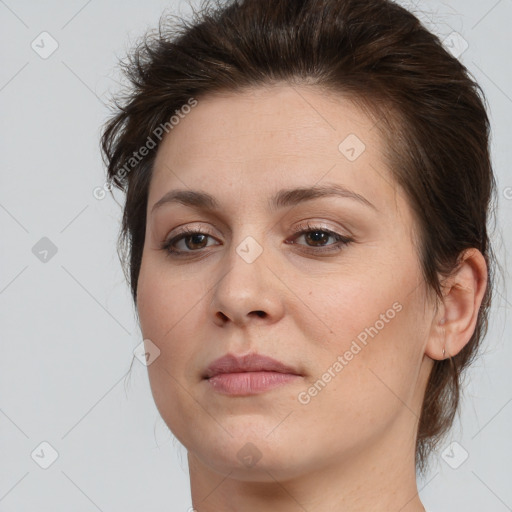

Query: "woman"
(101, 0), (496, 510)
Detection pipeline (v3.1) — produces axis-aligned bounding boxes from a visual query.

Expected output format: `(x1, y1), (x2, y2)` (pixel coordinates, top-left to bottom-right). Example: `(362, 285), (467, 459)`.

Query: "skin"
(136, 84), (488, 511)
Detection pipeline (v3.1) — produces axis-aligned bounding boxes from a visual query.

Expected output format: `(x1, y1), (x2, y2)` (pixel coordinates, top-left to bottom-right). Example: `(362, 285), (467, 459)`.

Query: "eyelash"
(160, 221), (354, 258)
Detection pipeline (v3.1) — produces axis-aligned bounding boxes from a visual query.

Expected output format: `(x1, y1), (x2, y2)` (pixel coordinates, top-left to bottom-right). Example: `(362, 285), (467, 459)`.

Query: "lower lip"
(206, 371), (301, 395)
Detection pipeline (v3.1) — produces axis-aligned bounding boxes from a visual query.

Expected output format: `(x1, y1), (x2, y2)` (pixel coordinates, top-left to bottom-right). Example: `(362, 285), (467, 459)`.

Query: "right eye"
(161, 227), (221, 256)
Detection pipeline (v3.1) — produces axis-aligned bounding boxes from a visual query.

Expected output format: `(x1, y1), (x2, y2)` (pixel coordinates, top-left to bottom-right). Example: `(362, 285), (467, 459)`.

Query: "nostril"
(216, 311), (229, 322)
(215, 310), (266, 322)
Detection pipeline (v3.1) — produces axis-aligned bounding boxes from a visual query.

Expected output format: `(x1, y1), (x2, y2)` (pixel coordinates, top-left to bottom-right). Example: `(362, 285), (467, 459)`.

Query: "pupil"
(307, 231), (328, 246)
(187, 234), (207, 249)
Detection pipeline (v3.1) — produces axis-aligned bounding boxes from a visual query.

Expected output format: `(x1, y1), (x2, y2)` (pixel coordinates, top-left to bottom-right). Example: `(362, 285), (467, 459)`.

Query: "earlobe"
(425, 310), (448, 360)
(425, 248), (488, 361)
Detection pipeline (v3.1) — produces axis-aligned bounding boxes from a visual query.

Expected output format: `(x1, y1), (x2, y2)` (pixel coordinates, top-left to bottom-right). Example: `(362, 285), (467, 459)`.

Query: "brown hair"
(100, 0), (497, 475)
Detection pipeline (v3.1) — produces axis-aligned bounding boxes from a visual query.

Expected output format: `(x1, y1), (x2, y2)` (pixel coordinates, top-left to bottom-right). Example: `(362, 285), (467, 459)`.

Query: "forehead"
(149, 84), (399, 216)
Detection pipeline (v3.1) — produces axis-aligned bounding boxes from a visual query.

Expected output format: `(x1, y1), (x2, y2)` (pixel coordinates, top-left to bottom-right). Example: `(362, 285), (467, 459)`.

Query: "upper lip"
(203, 352), (302, 379)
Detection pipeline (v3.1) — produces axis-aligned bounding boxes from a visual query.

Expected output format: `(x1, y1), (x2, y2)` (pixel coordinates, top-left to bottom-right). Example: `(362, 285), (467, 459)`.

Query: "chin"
(192, 441), (310, 482)
(185, 423), (316, 482)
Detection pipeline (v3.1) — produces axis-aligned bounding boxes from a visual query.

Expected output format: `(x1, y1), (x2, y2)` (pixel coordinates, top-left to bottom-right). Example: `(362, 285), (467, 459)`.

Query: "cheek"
(137, 289), (207, 449)
(292, 314), (420, 457)
(137, 257), (207, 341)
(136, 260), (206, 409)
(300, 266), (427, 418)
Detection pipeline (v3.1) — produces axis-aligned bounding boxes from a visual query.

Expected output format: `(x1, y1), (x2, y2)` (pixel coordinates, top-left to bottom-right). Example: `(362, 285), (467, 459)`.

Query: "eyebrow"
(150, 183), (377, 214)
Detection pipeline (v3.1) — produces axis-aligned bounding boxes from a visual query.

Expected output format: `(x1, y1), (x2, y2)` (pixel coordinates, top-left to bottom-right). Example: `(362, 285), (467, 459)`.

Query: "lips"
(203, 352), (302, 379)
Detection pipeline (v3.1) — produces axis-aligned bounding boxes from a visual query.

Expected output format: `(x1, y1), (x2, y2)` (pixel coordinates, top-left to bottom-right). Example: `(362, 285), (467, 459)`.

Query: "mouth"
(203, 352), (303, 395)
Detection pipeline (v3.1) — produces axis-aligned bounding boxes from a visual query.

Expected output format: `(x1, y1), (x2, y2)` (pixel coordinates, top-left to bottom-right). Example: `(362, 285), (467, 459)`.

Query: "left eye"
(286, 223), (353, 253)
(292, 229), (340, 247)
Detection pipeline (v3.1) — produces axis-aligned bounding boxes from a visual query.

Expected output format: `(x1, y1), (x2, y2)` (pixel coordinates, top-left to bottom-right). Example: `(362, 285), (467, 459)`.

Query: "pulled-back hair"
(100, 0), (497, 475)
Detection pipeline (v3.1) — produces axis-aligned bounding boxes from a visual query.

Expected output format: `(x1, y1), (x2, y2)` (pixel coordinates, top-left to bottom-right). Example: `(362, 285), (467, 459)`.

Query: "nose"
(209, 237), (286, 328)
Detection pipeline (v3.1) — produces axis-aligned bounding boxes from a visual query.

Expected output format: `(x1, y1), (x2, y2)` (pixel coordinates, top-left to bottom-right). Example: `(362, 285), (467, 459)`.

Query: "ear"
(425, 248), (488, 361)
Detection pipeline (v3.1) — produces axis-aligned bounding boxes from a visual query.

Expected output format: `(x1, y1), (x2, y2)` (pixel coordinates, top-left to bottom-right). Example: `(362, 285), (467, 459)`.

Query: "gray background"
(1, 0), (511, 510)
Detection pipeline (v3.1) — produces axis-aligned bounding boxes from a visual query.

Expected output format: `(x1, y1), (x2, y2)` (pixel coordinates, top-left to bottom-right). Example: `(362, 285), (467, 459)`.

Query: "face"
(137, 84), (435, 481)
